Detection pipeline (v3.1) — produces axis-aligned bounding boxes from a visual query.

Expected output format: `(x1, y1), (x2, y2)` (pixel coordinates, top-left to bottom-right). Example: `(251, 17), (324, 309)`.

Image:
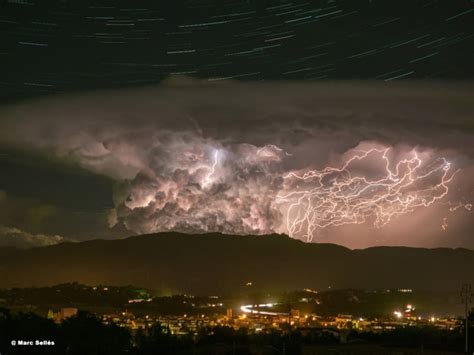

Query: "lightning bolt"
(277, 148), (460, 242)
(442, 201), (472, 231)
(202, 149), (219, 188)
(448, 202), (472, 212)
(441, 217), (448, 231)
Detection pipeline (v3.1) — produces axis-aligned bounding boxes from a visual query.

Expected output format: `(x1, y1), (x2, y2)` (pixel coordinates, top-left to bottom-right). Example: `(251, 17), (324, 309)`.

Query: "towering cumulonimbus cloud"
(0, 79), (472, 245)
(111, 139), (287, 235)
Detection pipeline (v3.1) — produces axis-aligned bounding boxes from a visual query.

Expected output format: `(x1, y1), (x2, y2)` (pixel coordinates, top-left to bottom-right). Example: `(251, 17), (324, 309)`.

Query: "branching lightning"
(110, 139), (469, 242)
(202, 149), (220, 188)
(441, 201), (472, 231)
(277, 148), (460, 242)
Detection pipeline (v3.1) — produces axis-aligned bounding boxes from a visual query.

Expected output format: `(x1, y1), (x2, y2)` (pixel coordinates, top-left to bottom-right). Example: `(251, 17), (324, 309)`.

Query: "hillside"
(0, 232), (473, 293)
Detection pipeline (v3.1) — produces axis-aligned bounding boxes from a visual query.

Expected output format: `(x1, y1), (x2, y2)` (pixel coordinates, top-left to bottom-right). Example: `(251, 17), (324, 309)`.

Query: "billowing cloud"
(0, 226), (67, 249)
(112, 141), (286, 235)
(0, 79), (472, 247)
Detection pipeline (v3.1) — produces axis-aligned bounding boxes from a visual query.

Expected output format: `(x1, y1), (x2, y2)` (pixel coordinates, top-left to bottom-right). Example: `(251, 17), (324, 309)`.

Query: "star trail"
(0, 0), (473, 101)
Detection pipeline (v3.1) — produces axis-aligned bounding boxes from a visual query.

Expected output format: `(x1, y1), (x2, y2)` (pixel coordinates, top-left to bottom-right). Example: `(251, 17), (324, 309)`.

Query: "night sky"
(0, 0), (473, 249)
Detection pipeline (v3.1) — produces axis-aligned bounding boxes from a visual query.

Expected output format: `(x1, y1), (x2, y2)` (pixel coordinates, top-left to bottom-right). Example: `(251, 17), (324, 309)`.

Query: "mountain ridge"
(1, 232), (473, 293)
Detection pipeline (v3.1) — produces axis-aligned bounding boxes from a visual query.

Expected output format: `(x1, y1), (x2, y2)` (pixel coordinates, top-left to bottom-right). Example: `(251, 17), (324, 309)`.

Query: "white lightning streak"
(202, 149), (219, 188)
(277, 148), (459, 242)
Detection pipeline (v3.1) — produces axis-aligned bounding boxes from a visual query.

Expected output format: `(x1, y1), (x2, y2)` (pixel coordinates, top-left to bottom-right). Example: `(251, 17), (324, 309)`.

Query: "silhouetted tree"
(136, 322), (193, 355)
(59, 311), (131, 355)
(0, 308), (59, 355)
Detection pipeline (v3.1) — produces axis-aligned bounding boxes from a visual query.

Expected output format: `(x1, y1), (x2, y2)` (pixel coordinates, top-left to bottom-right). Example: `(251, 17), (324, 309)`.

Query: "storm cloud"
(0, 79), (473, 248)
(0, 226), (67, 249)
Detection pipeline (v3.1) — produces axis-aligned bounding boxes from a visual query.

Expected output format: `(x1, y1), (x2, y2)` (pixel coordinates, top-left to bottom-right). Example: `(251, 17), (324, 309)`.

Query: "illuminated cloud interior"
(0, 81), (472, 247)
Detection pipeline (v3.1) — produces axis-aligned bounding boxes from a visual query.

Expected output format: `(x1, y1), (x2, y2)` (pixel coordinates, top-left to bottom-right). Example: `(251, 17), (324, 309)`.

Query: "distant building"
(290, 309), (300, 318)
(47, 309), (55, 319)
(60, 308), (78, 319)
(336, 314), (353, 329)
(51, 307), (78, 322)
(226, 308), (233, 318)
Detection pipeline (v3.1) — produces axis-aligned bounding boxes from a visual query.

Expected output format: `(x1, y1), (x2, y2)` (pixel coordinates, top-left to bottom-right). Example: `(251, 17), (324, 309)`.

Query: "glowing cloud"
(110, 139), (465, 242)
(1, 81), (472, 246)
(277, 148), (458, 241)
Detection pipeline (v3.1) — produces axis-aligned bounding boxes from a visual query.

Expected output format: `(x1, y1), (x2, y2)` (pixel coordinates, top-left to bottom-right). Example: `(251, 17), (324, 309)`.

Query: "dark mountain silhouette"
(0, 232), (473, 293)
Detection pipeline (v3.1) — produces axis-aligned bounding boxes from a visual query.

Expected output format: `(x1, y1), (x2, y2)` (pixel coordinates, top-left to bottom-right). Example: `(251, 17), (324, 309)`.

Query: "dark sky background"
(0, 0), (473, 249)
(0, 0), (473, 103)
